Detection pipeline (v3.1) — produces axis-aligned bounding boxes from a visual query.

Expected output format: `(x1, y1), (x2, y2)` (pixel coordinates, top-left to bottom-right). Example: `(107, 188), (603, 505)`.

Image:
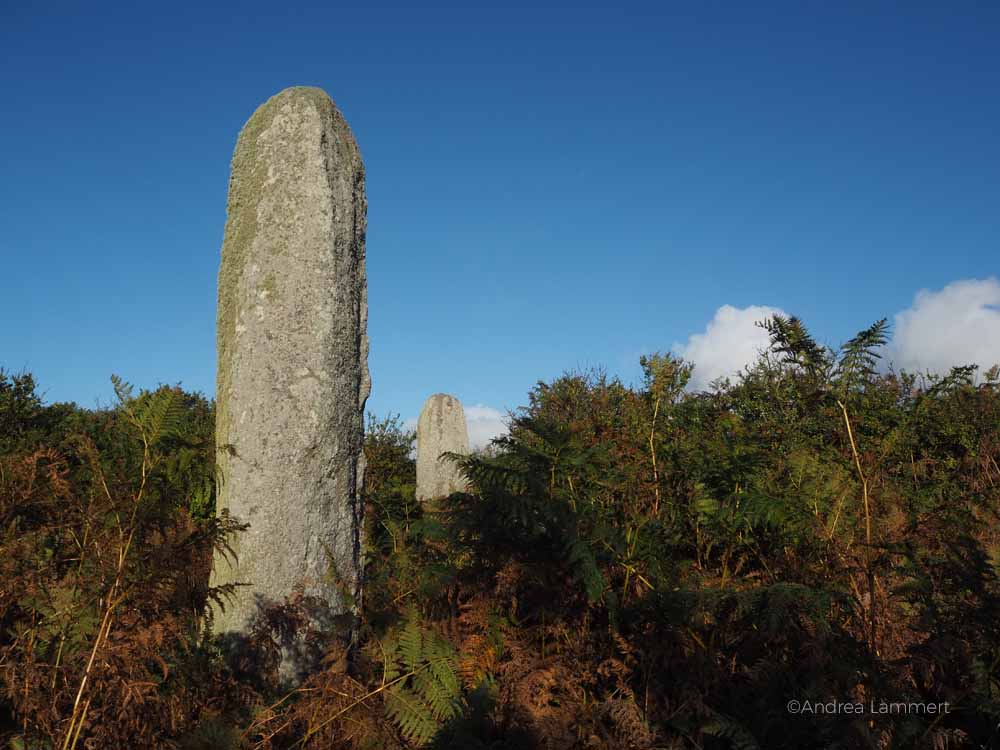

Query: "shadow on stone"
(214, 588), (356, 691)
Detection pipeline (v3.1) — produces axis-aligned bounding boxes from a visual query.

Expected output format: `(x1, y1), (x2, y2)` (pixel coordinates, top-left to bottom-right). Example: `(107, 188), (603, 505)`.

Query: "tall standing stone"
(211, 87), (370, 669)
(416, 393), (470, 504)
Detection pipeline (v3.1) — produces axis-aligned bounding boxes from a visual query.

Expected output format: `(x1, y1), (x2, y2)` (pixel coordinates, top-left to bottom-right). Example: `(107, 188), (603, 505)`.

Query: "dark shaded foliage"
(2, 317), (999, 749)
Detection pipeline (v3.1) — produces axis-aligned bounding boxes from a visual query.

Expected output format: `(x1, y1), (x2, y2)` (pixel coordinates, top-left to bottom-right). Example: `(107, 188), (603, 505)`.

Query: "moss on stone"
(210, 85), (368, 645)
(259, 272), (279, 300)
(216, 87), (334, 463)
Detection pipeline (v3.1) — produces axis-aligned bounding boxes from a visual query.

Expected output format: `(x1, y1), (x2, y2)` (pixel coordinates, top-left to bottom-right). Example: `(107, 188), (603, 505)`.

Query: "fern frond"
(759, 315), (831, 375)
(135, 387), (186, 448)
(443, 451), (528, 496)
(377, 611), (463, 745)
(385, 686), (439, 745)
(835, 318), (889, 392)
(701, 712), (760, 750)
(564, 535), (606, 602)
(399, 612), (425, 673)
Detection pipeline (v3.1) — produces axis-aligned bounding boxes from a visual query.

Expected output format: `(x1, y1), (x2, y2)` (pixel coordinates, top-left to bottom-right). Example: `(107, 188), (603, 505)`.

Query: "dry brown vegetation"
(2, 316), (1000, 748)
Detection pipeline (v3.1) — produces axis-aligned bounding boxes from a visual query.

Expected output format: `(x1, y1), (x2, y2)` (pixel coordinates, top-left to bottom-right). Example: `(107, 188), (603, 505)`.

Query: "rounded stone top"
(425, 393), (461, 405)
(416, 393), (470, 503)
(238, 86), (361, 158)
(259, 85), (335, 111)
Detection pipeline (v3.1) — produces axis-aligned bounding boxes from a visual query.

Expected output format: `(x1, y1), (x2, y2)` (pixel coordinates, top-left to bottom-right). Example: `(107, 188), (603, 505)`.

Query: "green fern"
(379, 610), (463, 745)
(112, 375), (187, 452)
(385, 687), (439, 746)
(701, 711), (760, 750)
(759, 315), (831, 375)
(443, 449), (529, 496)
(835, 318), (889, 394)
(564, 534), (606, 602)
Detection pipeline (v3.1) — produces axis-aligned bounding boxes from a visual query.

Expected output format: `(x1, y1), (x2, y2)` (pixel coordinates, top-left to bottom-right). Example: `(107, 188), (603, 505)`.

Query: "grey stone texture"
(416, 393), (470, 504)
(211, 87), (369, 662)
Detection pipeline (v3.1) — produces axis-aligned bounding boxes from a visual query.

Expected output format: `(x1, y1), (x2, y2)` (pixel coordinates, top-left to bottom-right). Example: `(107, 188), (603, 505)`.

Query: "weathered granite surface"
(211, 87), (369, 675)
(416, 393), (470, 504)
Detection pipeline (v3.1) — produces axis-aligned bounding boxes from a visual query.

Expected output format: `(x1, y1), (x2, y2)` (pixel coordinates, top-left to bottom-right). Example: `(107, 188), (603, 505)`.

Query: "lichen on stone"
(211, 87), (369, 685)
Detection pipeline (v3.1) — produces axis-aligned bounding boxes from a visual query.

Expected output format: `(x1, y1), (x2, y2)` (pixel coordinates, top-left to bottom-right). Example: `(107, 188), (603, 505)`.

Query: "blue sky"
(2, 1), (998, 441)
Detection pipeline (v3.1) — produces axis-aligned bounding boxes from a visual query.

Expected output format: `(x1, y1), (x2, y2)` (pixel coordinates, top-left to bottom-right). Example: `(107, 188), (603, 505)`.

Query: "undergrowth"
(2, 314), (1000, 748)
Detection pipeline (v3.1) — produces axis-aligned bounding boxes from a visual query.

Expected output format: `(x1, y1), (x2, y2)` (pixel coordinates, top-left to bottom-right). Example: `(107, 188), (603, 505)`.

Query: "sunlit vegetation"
(2, 315), (999, 749)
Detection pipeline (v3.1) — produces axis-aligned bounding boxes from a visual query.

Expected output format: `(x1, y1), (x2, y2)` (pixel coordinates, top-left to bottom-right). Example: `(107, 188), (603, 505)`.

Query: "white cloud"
(672, 278), (1000, 392)
(888, 277), (1000, 375)
(464, 404), (510, 450)
(673, 304), (787, 391)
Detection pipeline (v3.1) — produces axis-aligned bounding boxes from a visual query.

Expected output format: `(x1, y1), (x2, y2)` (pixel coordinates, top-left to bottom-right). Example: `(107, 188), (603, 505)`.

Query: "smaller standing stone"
(416, 393), (470, 504)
